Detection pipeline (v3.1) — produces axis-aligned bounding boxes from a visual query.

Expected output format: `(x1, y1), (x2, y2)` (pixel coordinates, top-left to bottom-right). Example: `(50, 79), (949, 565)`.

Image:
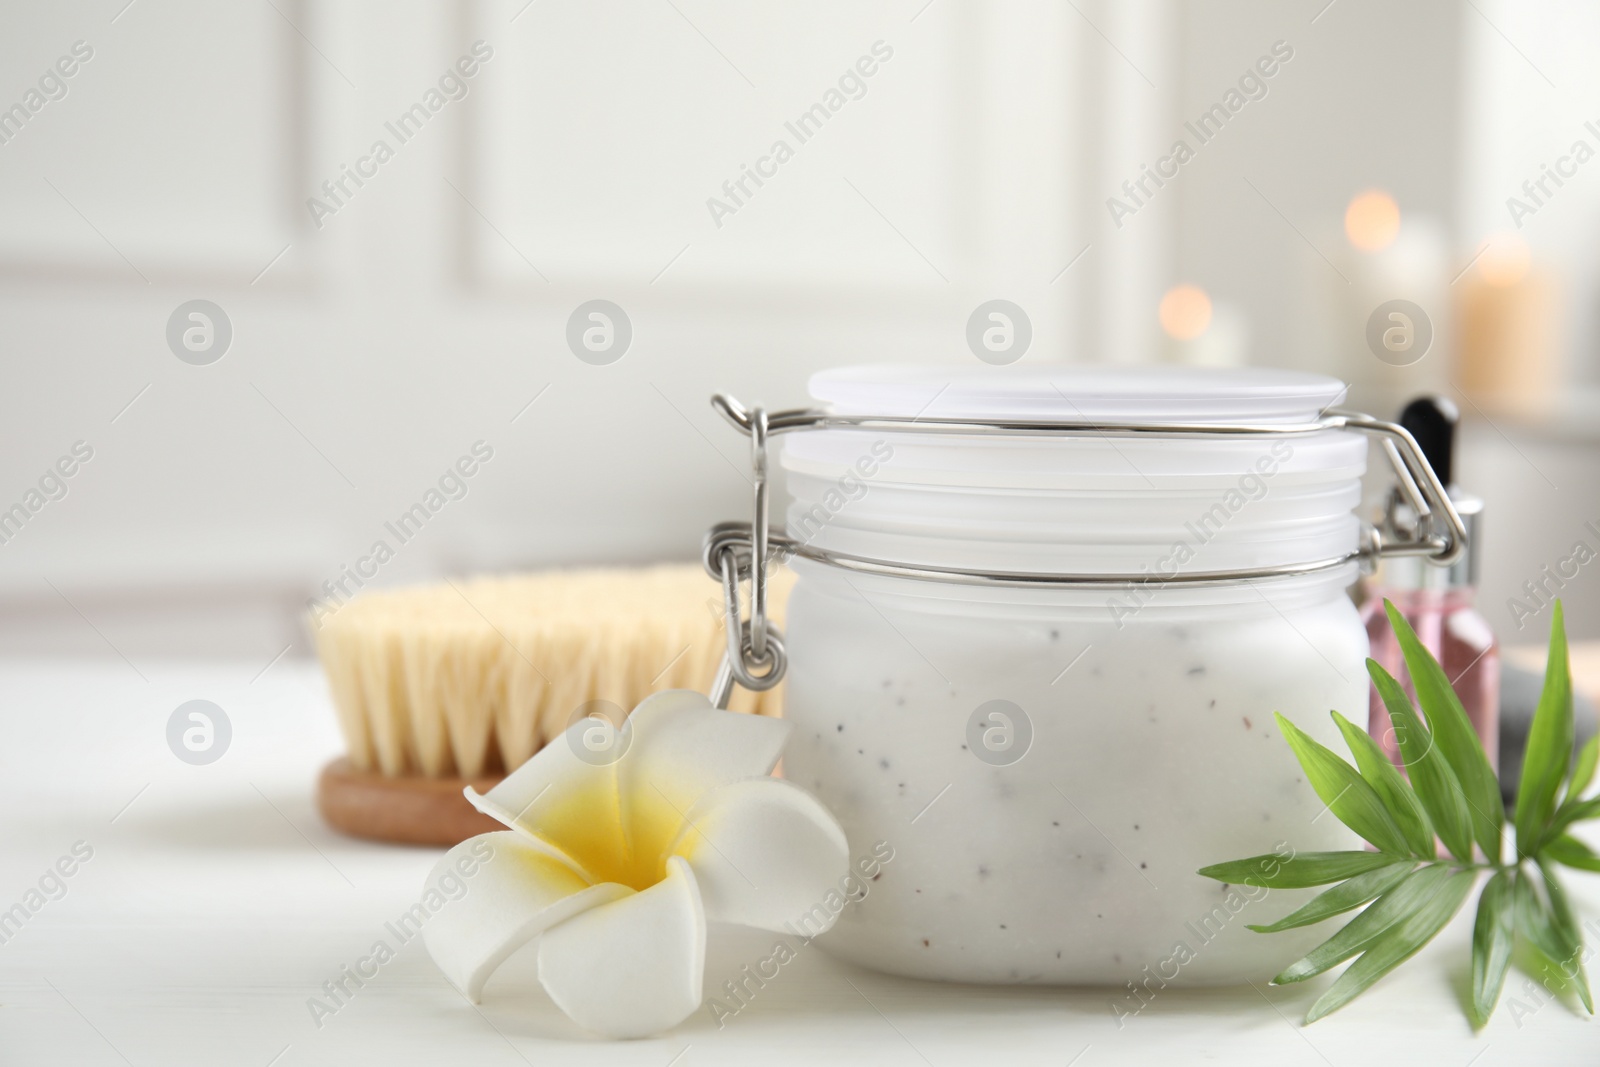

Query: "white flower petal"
(536, 855), (706, 1039)
(422, 831), (630, 1002)
(617, 689), (791, 859)
(466, 723), (628, 885)
(671, 777), (849, 933)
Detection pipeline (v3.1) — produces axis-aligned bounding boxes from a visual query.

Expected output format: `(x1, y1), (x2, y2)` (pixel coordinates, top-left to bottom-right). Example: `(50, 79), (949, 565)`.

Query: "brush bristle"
(312, 564), (793, 779)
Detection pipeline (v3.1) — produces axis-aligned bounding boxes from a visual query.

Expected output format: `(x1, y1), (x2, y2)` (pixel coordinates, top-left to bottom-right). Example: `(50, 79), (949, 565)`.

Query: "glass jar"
(775, 365), (1374, 986)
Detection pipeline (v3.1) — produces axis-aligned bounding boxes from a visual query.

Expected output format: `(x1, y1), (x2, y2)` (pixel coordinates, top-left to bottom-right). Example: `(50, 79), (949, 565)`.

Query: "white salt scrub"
(777, 366), (1371, 984)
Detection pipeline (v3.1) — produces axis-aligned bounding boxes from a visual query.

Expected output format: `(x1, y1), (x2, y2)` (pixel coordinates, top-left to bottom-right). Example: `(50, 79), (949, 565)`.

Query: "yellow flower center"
(532, 773), (693, 892)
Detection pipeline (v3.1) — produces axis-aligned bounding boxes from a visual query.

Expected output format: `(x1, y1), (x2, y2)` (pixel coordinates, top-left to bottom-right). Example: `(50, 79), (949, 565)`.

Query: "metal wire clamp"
(701, 392), (1464, 709)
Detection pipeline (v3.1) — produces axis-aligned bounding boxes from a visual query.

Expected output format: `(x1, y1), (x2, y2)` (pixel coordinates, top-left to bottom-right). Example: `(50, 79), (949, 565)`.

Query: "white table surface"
(1, 658), (1596, 1066)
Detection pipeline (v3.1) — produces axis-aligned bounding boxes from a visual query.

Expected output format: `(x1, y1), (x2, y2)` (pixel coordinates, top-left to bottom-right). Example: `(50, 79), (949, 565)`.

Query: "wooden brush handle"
(316, 758), (504, 847)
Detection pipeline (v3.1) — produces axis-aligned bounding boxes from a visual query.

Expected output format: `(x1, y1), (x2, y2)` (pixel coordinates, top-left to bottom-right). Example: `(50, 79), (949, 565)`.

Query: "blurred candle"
(1298, 191), (1449, 399)
(1159, 283), (1212, 340)
(1455, 232), (1556, 419)
(1345, 190), (1402, 252)
(1159, 284), (1247, 366)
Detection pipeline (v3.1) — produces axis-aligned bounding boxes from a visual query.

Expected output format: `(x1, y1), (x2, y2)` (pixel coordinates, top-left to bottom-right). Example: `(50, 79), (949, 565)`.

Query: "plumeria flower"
(422, 689), (849, 1039)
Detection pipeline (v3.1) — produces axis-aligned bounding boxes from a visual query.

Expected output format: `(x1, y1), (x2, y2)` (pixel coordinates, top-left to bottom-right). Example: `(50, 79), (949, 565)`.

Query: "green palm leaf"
(1274, 712), (1410, 856)
(1544, 796), (1600, 843)
(1201, 597), (1595, 1029)
(1197, 850), (1404, 889)
(1368, 659), (1476, 862)
(1544, 834), (1600, 873)
(1514, 863), (1593, 1013)
(1331, 709), (1435, 858)
(1470, 869), (1514, 1028)
(1385, 602), (1503, 861)
(1247, 861), (1415, 933)
(1568, 734), (1599, 804)
(1304, 868), (1475, 1023)
(1515, 603), (1573, 858)
(1274, 864), (1449, 984)
(1537, 859), (1593, 1013)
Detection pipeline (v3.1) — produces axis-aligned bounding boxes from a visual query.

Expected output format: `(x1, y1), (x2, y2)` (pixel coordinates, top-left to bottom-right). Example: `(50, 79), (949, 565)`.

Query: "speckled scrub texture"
(782, 567), (1369, 986)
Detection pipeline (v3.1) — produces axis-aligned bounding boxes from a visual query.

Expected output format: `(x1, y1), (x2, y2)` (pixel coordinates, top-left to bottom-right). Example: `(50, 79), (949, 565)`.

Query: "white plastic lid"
(783, 364), (1367, 581)
(809, 364), (1347, 426)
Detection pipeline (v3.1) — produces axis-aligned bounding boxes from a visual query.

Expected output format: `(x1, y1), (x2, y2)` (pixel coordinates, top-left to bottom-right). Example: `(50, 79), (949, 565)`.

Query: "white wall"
(2, 0), (1597, 662)
(1166, 0), (1600, 641)
(0, 0), (1168, 662)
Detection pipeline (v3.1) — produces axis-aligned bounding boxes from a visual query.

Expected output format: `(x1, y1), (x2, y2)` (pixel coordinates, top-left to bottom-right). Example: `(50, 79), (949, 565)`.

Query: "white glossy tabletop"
(1, 659), (1594, 1066)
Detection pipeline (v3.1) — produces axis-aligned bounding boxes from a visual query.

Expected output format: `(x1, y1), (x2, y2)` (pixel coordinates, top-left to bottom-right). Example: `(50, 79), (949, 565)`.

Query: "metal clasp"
(703, 399), (786, 710)
(699, 392), (1466, 705)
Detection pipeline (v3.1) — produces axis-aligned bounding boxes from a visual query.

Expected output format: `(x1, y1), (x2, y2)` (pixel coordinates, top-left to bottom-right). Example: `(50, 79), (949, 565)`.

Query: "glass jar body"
(782, 565), (1369, 986)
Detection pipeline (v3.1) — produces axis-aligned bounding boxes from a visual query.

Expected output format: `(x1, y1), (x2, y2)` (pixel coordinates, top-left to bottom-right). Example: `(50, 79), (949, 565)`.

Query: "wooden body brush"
(312, 564), (792, 845)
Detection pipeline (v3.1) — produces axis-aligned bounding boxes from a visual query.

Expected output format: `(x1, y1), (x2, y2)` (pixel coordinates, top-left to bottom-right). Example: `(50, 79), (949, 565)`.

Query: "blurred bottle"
(1362, 396), (1500, 770)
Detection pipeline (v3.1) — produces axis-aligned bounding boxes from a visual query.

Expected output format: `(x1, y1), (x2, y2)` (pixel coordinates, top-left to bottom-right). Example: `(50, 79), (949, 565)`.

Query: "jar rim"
(784, 365), (1366, 579)
(809, 364), (1347, 426)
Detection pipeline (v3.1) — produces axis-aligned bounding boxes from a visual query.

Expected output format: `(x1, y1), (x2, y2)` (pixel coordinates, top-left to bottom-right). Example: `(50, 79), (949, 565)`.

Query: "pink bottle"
(1362, 397), (1499, 770)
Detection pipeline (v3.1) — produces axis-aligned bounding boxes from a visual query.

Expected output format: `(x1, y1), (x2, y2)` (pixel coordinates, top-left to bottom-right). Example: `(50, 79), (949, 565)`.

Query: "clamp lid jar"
(701, 364), (1463, 987)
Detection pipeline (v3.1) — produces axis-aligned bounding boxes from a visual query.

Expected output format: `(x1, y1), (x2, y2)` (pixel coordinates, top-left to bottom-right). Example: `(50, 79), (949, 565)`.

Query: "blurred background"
(2, 0), (1597, 669)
